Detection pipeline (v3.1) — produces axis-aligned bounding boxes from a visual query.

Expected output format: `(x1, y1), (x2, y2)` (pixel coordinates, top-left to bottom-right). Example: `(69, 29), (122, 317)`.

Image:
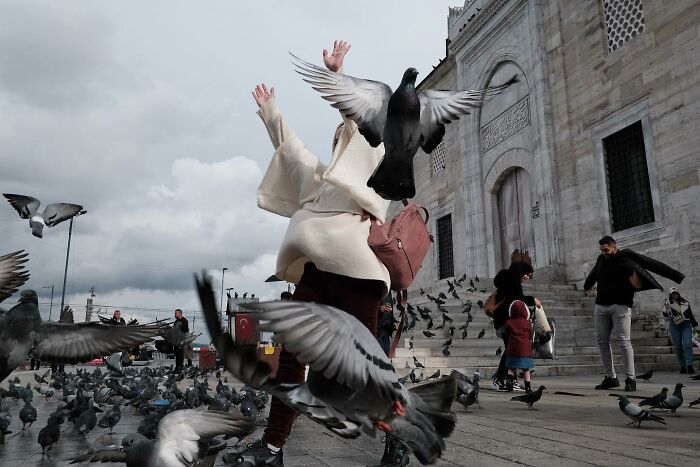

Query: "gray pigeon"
(612, 394), (666, 427)
(659, 383), (684, 415)
(38, 414), (61, 454)
(19, 395), (37, 430)
(196, 274), (457, 465)
(0, 250), (29, 303)
(0, 288), (167, 382)
(98, 402), (122, 433)
(3, 194), (83, 238)
(71, 410), (253, 466)
(291, 55), (516, 200)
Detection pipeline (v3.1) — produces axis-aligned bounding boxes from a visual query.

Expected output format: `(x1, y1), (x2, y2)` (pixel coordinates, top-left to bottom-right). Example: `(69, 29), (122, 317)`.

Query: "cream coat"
(256, 98), (391, 294)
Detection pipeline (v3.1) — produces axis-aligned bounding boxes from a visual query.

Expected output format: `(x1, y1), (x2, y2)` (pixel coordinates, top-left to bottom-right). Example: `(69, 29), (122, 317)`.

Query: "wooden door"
(497, 168), (535, 268)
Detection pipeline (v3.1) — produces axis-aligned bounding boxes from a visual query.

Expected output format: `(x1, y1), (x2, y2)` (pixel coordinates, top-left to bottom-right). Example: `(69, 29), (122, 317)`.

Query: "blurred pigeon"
(0, 250), (29, 303)
(637, 369), (653, 382)
(438, 292), (447, 300)
(20, 395), (37, 429)
(639, 387), (668, 407)
(408, 336), (414, 350)
(453, 370), (479, 410)
(2, 194), (83, 238)
(612, 394), (666, 427)
(38, 414), (61, 454)
(461, 328), (468, 339)
(412, 356), (424, 369)
(423, 330), (436, 338)
(98, 402), (122, 433)
(511, 386), (546, 409)
(72, 410), (253, 466)
(197, 274), (457, 465)
(291, 55), (515, 200)
(442, 347), (451, 357)
(451, 290), (460, 300)
(462, 303), (472, 314)
(0, 288), (166, 382)
(419, 288), (425, 295)
(495, 346), (502, 356)
(477, 329), (486, 339)
(427, 370), (441, 380)
(688, 395), (700, 407)
(447, 280), (455, 293)
(477, 300), (484, 308)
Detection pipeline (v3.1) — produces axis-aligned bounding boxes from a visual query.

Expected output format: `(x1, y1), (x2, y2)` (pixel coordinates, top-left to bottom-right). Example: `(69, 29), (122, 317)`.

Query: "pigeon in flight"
(0, 287), (167, 383)
(0, 250), (30, 304)
(71, 409), (253, 466)
(511, 386), (546, 409)
(291, 55), (516, 200)
(611, 394), (666, 427)
(3, 194), (83, 238)
(196, 274), (457, 465)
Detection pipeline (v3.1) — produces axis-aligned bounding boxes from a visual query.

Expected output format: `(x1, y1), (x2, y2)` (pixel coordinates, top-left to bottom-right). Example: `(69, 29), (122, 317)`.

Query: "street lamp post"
(59, 210), (87, 315)
(42, 285), (54, 321)
(220, 267), (228, 325)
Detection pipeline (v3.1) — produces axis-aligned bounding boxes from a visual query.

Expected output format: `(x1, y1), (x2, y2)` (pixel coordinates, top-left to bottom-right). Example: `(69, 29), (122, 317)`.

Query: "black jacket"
(175, 317), (189, 334)
(584, 249), (685, 292)
(108, 317), (126, 325)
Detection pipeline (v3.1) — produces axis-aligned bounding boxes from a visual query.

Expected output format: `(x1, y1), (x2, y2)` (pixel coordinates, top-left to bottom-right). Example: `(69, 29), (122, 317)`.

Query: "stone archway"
(497, 167), (534, 269)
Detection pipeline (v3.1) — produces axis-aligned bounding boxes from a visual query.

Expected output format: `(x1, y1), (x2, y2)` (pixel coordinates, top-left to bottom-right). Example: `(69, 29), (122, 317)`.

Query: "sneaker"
(505, 378), (513, 392)
(490, 379), (507, 392)
(686, 366), (695, 374)
(226, 439), (284, 467)
(594, 376), (620, 390)
(624, 377), (636, 392)
(380, 435), (409, 466)
(511, 380), (526, 392)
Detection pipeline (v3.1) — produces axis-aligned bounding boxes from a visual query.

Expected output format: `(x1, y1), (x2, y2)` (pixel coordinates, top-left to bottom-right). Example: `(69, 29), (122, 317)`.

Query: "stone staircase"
(394, 278), (677, 379)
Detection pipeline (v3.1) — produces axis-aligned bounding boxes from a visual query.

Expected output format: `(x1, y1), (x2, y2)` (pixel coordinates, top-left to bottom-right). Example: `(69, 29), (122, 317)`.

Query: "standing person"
(108, 309), (126, 325)
(377, 294), (396, 357)
(242, 40), (398, 467)
(173, 309), (189, 371)
(490, 258), (535, 391)
(504, 300), (534, 392)
(663, 287), (697, 374)
(584, 235), (685, 392)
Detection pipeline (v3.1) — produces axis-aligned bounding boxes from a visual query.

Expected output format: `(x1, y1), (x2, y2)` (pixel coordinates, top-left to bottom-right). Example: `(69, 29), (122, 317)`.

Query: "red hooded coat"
(505, 300), (533, 358)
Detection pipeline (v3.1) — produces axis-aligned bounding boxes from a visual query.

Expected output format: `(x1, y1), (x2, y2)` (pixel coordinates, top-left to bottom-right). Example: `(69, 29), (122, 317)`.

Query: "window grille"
(602, 120), (654, 232)
(431, 142), (446, 175)
(436, 214), (454, 280)
(603, 0), (645, 52)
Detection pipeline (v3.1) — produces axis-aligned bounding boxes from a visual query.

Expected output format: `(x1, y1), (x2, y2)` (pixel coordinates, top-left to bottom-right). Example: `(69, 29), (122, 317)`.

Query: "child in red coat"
(505, 300), (534, 392)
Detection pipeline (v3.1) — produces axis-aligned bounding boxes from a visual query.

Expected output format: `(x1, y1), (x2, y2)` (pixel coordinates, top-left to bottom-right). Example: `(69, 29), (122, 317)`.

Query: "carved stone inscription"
(481, 95), (531, 152)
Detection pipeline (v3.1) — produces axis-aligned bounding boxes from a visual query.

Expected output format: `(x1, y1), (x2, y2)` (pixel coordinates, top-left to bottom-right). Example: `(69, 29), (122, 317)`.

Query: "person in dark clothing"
(584, 235), (685, 392)
(108, 309), (126, 326)
(173, 308), (189, 371)
(505, 300), (535, 392)
(377, 294), (396, 356)
(491, 260), (535, 391)
(663, 287), (697, 374)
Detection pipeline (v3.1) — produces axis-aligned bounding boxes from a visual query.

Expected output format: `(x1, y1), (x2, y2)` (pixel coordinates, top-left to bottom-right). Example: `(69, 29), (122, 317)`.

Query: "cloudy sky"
(0, 0), (460, 328)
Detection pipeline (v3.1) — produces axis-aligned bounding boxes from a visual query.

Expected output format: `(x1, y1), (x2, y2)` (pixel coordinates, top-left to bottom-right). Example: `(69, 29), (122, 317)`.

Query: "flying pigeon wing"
(0, 250), (30, 303)
(155, 410), (254, 466)
(41, 203), (83, 227)
(418, 76), (518, 154)
(290, 53), (392, 147)
(30, 322), (166, 363)
(59, 306), (74, 324)
(2, 194), (40, 219)
(247, 300), (403, 402)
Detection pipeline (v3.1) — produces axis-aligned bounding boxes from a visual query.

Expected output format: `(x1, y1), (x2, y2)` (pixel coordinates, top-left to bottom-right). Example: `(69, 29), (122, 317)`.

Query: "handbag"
(368, 200), (434, 293)
(532, 318), (557, 360)
(484, 292), (504, 317)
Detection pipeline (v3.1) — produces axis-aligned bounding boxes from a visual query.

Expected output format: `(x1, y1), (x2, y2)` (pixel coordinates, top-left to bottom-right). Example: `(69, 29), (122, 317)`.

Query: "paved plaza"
(1, 365), (699, 467)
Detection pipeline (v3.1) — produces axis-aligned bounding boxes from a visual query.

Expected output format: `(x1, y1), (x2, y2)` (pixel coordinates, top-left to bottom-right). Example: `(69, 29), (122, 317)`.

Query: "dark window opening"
(436, 214), (454, 280)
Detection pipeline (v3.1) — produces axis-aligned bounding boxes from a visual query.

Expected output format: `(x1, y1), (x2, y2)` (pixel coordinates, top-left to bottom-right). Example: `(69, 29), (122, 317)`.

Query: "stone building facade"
(398, 0), (699, 309)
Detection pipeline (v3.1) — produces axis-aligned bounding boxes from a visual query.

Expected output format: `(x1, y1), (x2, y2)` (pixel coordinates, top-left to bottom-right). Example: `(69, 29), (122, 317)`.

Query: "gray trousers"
(595, 304), (635, 379)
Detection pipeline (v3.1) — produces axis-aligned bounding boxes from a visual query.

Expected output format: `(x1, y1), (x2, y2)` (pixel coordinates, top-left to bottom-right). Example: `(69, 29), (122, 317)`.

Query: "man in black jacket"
(173, 308), (189, 371)
(584, 235), (685, 392)
(108, 309), (126, 326)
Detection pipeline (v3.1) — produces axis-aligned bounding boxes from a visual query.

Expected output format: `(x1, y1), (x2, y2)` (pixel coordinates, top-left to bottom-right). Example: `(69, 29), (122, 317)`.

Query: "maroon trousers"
(262, 262), (384, 448)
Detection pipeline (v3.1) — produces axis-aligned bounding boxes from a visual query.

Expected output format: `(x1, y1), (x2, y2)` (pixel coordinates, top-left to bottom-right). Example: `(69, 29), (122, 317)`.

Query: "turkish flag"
(234, 313), (259, 344)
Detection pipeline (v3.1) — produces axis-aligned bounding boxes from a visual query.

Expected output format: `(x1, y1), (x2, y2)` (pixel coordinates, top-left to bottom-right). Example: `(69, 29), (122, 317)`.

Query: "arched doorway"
(497, 168), (535, 268)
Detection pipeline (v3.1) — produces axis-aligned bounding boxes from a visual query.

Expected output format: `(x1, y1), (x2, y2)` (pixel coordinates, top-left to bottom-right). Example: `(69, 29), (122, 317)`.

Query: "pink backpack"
(368, 200), (434, 295)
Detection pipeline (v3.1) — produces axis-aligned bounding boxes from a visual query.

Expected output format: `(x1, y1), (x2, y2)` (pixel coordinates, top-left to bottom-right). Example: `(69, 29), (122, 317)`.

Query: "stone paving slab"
(1, 366), (698, 466)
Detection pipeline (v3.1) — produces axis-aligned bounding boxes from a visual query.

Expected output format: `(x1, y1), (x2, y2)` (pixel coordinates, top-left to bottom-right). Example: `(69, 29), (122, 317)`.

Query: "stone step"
(395, 344), (676, 358)
(402, 336), (672, 349)
(392, 353), (678, 369)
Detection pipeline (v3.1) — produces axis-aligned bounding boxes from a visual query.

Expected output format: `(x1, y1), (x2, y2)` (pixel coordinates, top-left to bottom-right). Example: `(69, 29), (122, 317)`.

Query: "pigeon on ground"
(413, 356), (425, 369)
(0, 399), (11, 442)
(461, 328), (468, 339)
(291, 55), (515, 200)
(423, 330), (437, 338)
(438, 292), (447, 300)
(511, 386), (546, 409)
(453, 371), (479, 411)
(688, 395), (700, 407)
(71, 410), (253, 466)
(427, 370), (441, 380)
(477, 300), (484, 308)
(637, 369), (653, 382)
(477, 329), (485, 339)
(38, 414), (61, 455)
(20, 395), (37, 429)
(639, 387), (668, 407)
(98, 402), (122, 433)
(462, 303), (472, 314)
(0, 250), (29, 303)
(659, 383), (684, 416)
(2, 194), (83, 238)
(495, 346), (502, 356)
(419, 288), (425, 295)
(611, 394), (666, 427)
(442, 347), (451, 357)
(196, 274), (457, 465)
(0, 288), (166, 382)
(408, 336), (414, 350)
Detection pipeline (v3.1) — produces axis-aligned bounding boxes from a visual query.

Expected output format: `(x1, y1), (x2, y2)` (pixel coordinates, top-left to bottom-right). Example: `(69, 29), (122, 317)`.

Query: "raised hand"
(323, 40), (351, 72)
(252, 83), (275, 107)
